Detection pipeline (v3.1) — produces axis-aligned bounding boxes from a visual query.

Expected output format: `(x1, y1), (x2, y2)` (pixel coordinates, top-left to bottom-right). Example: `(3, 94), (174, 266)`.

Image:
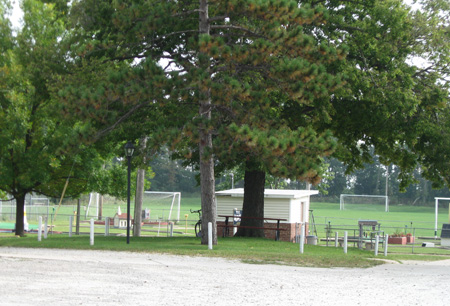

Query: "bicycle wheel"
(195, 221), (202, 238)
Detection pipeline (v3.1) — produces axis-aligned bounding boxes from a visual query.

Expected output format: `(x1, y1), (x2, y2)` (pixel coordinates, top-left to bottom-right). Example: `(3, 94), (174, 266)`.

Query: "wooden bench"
(217, 215), (287, 241)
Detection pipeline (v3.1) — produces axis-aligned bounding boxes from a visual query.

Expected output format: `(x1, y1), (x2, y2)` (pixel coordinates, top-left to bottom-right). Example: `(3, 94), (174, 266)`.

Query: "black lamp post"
(124, 141), (135, 244)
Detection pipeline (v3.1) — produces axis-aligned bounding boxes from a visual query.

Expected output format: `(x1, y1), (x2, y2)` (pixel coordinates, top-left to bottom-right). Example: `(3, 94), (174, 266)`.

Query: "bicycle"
(190, 209), (202, 238)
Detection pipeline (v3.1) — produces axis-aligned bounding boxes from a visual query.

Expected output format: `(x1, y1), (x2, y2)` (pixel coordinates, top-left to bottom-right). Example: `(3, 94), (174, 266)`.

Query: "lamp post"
(125, 141), (135, 244)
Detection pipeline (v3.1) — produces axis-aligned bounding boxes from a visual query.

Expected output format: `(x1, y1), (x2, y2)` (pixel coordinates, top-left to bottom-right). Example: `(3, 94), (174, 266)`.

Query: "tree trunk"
(235, 161), (266, 238)
(134, 137), (148, 237)
(198, 0), (217, 245)
(98, 195), (103, 221)
(76, 198), (81, 235)
(133, 167), (145, 237)
(15, 194), (26, 237)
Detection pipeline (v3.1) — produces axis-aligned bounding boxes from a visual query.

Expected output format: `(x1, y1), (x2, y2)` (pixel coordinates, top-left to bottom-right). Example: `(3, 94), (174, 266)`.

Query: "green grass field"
(1, 196), (450, 266)
(310, 202), (449, 238)
(1, 196), (450, 254)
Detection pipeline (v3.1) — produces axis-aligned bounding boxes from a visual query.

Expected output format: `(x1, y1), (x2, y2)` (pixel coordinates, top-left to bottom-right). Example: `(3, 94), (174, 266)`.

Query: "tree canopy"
(0, 0), (135, 236)
(54, 0), (450, 242)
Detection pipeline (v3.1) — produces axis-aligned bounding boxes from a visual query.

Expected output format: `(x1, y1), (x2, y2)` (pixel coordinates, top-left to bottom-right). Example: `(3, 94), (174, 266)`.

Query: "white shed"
(216, 188), (318, 224)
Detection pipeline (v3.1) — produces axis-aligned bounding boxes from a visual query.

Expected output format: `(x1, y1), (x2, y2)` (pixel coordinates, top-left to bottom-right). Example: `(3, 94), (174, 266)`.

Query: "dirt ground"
(0, 247), (449, 306)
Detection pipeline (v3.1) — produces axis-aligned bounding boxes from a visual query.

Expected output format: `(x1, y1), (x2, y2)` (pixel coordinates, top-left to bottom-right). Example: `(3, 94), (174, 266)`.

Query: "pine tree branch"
(93, 102), (146, 141)
(210, 25), (263, 38)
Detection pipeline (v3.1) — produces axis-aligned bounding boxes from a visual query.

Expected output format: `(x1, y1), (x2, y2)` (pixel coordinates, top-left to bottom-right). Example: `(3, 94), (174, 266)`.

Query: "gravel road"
(0, 247), (449, 306)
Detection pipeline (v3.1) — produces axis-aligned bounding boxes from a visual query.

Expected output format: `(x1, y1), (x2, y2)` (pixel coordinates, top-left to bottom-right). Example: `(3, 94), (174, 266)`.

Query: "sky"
(8, 0), (22, 28)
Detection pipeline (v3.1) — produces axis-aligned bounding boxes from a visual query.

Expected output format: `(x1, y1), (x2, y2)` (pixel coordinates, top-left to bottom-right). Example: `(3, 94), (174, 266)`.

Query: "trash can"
(306, 235), (318, 245)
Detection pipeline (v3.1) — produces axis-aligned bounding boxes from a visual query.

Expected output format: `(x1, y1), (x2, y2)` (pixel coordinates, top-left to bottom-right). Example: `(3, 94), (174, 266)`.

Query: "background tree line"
(147, 148), (450, 207)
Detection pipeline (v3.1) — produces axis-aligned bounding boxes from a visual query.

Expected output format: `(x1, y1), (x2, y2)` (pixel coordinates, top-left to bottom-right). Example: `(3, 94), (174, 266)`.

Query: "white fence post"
(38, 216), (42, 242)
(335, 231), (339, 248)
(208, 222), (213, 250)
(299, 223), (305, 254)
(374, 235), (379, 256)
(44, 217), (48, 239)
(169, 222), (174, 237)
(384, 234), (389, 256)
(344, 231), (348, 254)
(90, 219), (94, 246)
(105, 217), (110, 236)
(69, 216), (73, 237)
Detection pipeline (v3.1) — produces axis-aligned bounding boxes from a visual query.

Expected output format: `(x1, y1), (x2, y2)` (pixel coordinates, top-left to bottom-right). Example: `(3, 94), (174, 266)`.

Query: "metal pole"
(127, 155), (131, 244)
(335, 231), (338, 248)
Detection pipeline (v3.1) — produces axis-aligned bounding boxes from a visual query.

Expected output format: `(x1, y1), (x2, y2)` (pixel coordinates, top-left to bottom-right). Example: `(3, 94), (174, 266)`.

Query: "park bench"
(217, 215), (287, 241)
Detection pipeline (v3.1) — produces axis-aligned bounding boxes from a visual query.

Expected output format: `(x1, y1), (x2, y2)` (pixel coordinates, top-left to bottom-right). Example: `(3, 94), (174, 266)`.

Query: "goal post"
(340, 194), (389, 212)
(434, 197), (450, 238)
(143, 191), (181, 222)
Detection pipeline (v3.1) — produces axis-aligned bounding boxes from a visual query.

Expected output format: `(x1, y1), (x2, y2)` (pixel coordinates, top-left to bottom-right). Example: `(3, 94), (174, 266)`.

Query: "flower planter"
(388, 236), (407, 245)
(406, 236), (415, 244)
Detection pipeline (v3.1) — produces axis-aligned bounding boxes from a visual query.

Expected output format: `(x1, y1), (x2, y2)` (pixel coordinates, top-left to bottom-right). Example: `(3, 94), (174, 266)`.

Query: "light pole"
(125, 141), (135, 244)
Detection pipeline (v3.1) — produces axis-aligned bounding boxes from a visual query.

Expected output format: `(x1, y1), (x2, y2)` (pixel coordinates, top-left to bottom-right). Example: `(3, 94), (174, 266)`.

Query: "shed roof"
(216, 188), (318, 199)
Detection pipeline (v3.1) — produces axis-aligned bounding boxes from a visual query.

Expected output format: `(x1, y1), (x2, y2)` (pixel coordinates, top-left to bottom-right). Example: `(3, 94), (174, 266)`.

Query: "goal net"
(27, 197), (50, 222)
(143, 191), (181, 222)
(340, 194), (389, 212)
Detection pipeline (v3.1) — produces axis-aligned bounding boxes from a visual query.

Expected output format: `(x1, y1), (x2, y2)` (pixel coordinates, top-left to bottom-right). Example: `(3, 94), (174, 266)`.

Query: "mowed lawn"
(310, 202), (449, 238)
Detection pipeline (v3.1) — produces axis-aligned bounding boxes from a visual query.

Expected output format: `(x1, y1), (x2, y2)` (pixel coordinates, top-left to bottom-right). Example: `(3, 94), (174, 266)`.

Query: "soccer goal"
(340, 194), (389, 212)
(27, 197), (50, 222)
(434, 197), (450, 238)
(143, 191), (181, 222)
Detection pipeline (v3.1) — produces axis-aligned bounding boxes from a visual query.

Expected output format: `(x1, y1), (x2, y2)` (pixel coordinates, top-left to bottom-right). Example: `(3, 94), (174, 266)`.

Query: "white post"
(335, 231), (339, 248)
(374, 235), (379, 256)
(69, 215), (73, 237)
(105, 217), (110, 236)
(208, 222), (213, 250)
(38, 216), (42, 242)
(344, 231), (348, 254)
(44, 217), (48, 239)
(435, 198), (438, 239)
(384, 234), (389, 256)
(90, 218), (94, 246)
(169, 222), (174, 237)
(299, 223), (305, 254)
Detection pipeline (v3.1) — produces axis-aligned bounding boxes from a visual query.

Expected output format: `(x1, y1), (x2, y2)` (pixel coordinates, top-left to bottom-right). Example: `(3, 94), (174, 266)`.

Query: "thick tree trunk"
(235, 161), (266, 238)
(134, 137), (148, 237)
(133, 167), (145, 237)
(15, 194), (26, 237)
(198, 0), (217, 245)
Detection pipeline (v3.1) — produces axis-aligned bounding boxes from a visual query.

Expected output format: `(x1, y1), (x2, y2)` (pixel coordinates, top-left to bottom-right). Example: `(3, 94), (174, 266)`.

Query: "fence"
(315, 222), (450, 255)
